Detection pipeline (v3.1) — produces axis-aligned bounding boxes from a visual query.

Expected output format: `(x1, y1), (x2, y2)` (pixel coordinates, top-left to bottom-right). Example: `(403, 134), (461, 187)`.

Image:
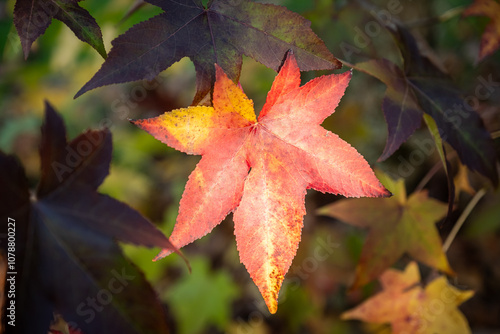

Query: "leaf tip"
(382, 188), (393, 198)
(74, 76), (100, 99)
(340, 310), (353, 320)
(130, 118), (149, 132)
(265, 299), (278, 314)
(153, 247), (191, 272)
(441, 261), (456, 277)
(283, 50), (299, 68)
(19, 37), (32, 60)
(315, 206), (330, 217)
(74, 88), (85, 99)
(214, 63), (229, 82)
(153, 249), (171, 262)
(96, 45), (107, 60)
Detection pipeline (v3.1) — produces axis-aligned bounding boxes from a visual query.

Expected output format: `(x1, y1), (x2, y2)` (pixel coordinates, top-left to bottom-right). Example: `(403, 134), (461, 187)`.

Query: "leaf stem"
(414, 160), (442, 193)
(405, 6), (465, 28)
(442, 187), (487, 252)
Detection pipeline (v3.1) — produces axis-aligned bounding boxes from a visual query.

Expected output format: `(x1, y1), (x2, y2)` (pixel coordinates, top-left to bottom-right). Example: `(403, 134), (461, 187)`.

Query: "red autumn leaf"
(463, 0), (500, 61)
(132, 52), (390, 313)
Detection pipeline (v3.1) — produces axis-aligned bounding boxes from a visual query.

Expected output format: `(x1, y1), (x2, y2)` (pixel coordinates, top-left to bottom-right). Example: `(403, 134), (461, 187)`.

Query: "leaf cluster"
(2, 0), (500, 333)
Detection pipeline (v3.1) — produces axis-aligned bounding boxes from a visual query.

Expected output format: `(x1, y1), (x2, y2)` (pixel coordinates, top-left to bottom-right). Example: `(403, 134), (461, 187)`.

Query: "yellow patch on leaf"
(133, 52), (389, 313)
(342, 262), (474, 334)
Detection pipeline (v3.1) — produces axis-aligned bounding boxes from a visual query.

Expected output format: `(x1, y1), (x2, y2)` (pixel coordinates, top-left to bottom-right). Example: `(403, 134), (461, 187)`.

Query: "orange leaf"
(463, 0), (500, 61)
(342, 262), (474, 334)
(133, 52), (390, 313)
(317, 172), (453, 289)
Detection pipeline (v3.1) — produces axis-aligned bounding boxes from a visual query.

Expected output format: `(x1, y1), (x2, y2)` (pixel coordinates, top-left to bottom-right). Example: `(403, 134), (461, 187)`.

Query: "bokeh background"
(1, 0), (499, 333)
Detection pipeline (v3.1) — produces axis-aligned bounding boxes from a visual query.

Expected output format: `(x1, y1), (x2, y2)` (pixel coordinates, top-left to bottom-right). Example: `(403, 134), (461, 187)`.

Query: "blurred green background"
(1, 0), (500, 333)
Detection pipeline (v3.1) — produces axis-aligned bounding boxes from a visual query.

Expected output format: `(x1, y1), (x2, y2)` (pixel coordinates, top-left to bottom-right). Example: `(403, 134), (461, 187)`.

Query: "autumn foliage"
(133, 53), (389, 313)
(2, 0), (500, 333)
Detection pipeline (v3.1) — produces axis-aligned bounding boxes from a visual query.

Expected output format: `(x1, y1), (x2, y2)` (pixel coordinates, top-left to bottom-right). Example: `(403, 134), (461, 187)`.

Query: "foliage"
(165, 257), (240, 334)
(13, 0), (106, 59)
(463, 0), (500, 61)
(342, 262), (474, 334)
(0, 103), (179, 333)
(133, 52), (389, 313)
(318, 171), (452, 289)
(75, 0), (341, 104)
(351, 24), (498, 186)
(1, 0), (500, 333)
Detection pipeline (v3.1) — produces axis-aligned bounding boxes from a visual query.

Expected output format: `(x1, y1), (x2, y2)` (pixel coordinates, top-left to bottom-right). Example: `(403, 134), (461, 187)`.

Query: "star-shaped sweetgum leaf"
(75, 0), (341, 103)
(317, 172), (453, 289)
(342, 262), (474, 334)
(132, 52), (390, 313)
(0, 102), (179, 333)
(13, 0), (106, 59)
(463, 0), (500, 61)
(351, 24), (498, 186)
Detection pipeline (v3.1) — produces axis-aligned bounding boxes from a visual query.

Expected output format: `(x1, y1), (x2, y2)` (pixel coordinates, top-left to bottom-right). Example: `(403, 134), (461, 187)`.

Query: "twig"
(405, 6), (465, 28)
(414, 160), (442, 193)
(442, 188), (487, 252)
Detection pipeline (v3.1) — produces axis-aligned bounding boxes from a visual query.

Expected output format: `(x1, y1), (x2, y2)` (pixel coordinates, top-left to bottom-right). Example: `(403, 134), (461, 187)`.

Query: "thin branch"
(405, 6), (465, 28)
(414, 160), (442, 193)
(442, 188), (487, 252)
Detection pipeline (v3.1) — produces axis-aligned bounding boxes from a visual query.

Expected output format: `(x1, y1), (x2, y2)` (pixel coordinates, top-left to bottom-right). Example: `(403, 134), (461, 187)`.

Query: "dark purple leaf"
(75, 0), (340, 103)
(1, 102), (179, 334)
(351, 24), (498, 186)
(14, 0), (106, 59)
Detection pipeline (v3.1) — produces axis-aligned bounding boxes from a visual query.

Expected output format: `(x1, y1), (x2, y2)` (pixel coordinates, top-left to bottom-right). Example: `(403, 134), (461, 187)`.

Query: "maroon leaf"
(354, 58), (422, 161)
(74, 0), (340, 103)
(352, 24), (498, 186)
(14, 0), (106, 59)
(0, 102), (179, 334)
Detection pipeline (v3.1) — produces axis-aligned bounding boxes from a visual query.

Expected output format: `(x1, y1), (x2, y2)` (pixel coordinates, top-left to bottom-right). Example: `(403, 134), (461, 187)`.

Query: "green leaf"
(165, 257), (240, 334)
